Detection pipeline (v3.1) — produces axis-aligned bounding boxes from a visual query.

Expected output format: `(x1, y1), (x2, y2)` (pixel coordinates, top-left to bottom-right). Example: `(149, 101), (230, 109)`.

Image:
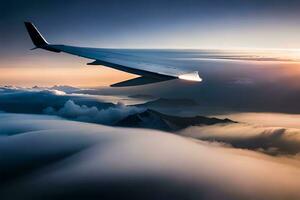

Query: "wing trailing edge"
(110, 76), (171, 87)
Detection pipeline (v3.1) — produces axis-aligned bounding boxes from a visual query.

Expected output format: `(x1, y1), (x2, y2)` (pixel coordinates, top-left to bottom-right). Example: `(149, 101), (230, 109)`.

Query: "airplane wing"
(24, 22), (202, 87)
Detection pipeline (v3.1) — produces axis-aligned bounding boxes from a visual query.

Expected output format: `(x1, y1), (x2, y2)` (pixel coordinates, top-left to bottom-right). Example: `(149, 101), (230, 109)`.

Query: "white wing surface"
(24, 22), (202, 87)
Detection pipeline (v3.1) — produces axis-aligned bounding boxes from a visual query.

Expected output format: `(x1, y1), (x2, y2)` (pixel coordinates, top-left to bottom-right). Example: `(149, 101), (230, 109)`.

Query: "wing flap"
(111, 76), (171, 87)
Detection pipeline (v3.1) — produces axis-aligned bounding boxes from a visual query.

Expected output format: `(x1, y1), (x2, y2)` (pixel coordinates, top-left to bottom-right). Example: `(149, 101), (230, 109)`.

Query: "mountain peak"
(115, 109), (235, 132)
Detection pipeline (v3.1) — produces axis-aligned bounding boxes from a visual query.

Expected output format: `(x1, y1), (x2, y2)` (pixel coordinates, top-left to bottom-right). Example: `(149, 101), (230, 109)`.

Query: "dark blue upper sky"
(2, 0), (300, 52)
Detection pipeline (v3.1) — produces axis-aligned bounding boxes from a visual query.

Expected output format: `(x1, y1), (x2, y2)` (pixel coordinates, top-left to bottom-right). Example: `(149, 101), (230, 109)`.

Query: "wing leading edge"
(24, 22), (202, 87)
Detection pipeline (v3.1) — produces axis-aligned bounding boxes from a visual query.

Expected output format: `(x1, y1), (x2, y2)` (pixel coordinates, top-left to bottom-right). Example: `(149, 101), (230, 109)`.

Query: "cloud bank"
(0, 86), (114, 113)
(0, 86), (144, 125)
(214, 112), (300, 129)
(181, 123), (300, 156)
(0, 113), (300, 200)
(44, 100), (144, 125)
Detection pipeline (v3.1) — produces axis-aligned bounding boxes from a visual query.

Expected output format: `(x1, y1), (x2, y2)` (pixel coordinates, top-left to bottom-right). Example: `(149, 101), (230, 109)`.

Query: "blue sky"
(2, 0), (300, 51)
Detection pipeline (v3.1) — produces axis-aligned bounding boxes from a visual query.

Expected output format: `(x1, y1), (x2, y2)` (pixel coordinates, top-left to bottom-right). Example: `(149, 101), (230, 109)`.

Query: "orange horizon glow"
(0, 53), (136, 87)
(1, 48), (300, 87)
(0, 65), (135, 87)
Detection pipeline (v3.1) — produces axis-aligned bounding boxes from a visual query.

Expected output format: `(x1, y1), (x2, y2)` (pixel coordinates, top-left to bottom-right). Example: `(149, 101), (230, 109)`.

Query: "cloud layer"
(0, 86), (144, 125)
(44, 100), (144, 125)
(0, 113), (300, 200)
(181, 123), (300, 156)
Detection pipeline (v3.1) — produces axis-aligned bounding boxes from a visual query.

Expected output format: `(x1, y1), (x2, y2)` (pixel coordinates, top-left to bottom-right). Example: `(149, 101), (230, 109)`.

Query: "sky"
(1, 0), (300, 86)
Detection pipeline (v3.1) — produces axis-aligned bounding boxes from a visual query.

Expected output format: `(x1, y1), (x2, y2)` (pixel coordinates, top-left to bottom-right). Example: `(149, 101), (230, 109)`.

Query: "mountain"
(136, 98), (199, 108)
(115, 109), (235, 132)
(128, 94), (156, 99)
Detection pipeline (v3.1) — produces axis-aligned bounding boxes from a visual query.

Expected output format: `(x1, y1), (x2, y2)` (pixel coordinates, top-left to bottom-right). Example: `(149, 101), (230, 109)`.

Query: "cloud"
(44, 100), (145, 125)
(214, 112), (300, 129)
(180, 123), (300, 156)
(0, 113), (300, 200)
(0, 86), (76, 113)
(0, 86), (145, 125)
(0, 86), (117, 113)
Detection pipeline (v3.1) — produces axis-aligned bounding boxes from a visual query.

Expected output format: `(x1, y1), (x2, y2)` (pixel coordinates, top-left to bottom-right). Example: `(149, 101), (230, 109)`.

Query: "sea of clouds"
(1, 86), (300, 199)
(0, 113), (300, 200)
(180, 123), (300, 156)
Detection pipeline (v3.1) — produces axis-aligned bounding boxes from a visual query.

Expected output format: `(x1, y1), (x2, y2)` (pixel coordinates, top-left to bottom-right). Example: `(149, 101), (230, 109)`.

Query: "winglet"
(24, 22), (49, 48)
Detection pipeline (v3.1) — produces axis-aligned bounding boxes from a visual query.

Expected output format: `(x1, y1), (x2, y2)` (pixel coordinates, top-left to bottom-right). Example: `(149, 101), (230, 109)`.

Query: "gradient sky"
(1, 0), (300, 87)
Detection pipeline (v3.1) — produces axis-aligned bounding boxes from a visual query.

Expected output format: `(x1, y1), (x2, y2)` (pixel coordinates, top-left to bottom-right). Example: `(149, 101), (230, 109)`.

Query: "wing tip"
(178, 71), (202, 82)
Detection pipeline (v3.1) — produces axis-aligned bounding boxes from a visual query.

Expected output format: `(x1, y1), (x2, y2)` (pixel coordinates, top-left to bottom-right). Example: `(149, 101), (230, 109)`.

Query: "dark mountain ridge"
(115, 109), (235, 132)
(135, 98), (199, 108)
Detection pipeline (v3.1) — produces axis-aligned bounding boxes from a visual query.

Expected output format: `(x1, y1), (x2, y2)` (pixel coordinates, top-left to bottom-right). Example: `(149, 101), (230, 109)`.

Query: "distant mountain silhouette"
(128, 94), (156, 99)
(115, 109), (235, 131)
(136, 98), (199, 108)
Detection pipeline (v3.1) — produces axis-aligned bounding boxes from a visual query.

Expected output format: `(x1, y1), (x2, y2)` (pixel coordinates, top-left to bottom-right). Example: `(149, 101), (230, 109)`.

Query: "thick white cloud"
(0, 113), (300, 200)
